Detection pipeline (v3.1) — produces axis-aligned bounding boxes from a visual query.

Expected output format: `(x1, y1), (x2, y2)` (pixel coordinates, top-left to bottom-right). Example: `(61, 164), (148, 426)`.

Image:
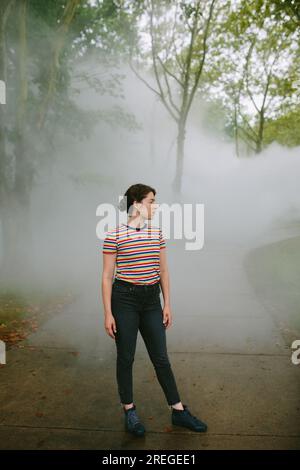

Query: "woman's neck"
(126, 215), (145, 229)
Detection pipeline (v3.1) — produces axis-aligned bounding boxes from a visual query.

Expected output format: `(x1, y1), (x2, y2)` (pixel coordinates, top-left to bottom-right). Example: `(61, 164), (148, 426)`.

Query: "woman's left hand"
(162, 306), (172, 329)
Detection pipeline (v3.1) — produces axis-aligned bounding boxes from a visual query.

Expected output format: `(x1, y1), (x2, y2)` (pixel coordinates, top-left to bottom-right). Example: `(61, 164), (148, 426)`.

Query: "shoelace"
(184, 408), (201, 424)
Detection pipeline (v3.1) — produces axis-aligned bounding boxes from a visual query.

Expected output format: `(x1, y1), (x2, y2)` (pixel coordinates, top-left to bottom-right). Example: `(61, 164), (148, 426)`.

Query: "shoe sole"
(172, 422), (208, 433)
(125, 425), (146, 437)
(125, 428), (146, 437)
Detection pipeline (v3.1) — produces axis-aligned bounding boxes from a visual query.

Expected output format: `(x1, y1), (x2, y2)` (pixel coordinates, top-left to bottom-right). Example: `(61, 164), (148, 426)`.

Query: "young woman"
(102, 183), (207, 437)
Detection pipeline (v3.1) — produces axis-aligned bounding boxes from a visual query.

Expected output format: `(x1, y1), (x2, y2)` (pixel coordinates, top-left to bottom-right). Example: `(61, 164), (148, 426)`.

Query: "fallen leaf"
(163, 426), (173, 433)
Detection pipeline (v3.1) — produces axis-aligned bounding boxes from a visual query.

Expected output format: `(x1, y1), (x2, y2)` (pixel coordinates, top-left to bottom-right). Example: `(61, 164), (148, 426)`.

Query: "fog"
(6, 60), (299, 357)
(1, 0), (300, 451)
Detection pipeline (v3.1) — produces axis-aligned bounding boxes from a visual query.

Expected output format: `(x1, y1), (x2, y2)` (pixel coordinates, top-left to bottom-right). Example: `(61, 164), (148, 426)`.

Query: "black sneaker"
(171, 404), (208, 432)
(124, 404), (146, 437)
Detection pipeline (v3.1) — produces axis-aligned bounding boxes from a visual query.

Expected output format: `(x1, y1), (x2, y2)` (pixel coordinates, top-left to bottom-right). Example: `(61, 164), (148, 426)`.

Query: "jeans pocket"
(148, 288), (160, 304)
(113, 283), (132, 294)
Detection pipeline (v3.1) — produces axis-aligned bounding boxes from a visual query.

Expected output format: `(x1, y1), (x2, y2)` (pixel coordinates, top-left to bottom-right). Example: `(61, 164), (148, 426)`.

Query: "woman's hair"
(118, 184), (156, 214)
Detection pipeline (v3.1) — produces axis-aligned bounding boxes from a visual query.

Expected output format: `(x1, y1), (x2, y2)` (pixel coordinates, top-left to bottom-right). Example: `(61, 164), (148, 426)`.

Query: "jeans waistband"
(114, 278), (160, 290)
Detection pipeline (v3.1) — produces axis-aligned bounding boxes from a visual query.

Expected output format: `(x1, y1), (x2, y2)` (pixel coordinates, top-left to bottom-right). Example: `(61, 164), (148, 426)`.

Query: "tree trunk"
(0, 11), (7, 208)
(0, 0), (34, 282)
(256, 110), (265, 153)
(172, 121), (186, 195)
(14, 0), (34, 274)
(0, 0), (14, 209)
(234, 102), (240, 158)
(0, 0), (16, 281)
(36, 0), (81, 129)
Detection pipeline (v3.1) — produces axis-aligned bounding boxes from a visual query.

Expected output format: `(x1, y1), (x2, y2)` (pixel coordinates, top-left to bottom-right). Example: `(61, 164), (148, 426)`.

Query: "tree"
(264, 106), (300, 147)
(129, 0), (217, 194)
(0, 0), (140, 280)
(201, 0), (299, 155)
(271, 0), (300, 24)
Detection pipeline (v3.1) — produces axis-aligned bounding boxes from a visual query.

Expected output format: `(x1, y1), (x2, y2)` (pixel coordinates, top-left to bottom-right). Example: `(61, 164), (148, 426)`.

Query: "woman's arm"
(102, 252), (117, 339)
(159, 247), (172, 328)
(102, 252), (116, 316)
(159, 248), (170, 307)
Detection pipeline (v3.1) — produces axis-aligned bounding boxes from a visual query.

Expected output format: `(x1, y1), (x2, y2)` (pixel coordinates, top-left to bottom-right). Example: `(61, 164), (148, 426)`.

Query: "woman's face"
(135, 191), (159, 220)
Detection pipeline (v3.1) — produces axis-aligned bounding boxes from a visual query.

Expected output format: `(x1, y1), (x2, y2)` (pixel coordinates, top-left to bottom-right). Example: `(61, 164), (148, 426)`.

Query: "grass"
(0, 285), (78, 350)
(244, 235), (300, 344)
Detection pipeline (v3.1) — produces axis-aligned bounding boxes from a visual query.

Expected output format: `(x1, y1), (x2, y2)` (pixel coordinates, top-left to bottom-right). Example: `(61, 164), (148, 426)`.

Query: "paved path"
(0, 234), (299, 450)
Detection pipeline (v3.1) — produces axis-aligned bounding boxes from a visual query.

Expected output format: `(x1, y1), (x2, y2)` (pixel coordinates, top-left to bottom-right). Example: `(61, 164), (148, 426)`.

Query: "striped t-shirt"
(102, 223), (166, 285)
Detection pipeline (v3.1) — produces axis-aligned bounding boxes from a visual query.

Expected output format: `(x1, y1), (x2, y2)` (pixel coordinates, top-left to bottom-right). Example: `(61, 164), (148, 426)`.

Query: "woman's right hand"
(104, 314), (117, 340)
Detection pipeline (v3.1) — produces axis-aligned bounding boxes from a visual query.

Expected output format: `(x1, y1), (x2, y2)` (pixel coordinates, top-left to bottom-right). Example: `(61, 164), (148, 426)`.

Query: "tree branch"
(36, 0), (81, 130)
(157, 55), (180, 115)
(157, 54), (184, 88)
(185, 0), (217, 117)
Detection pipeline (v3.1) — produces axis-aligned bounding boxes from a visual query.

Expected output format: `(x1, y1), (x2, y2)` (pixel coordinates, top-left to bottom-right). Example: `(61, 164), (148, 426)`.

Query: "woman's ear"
(134, 202), (141, 213)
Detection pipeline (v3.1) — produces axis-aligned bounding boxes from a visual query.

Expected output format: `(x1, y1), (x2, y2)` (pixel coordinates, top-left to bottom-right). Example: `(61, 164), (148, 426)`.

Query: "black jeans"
(111, 279), (181, 408)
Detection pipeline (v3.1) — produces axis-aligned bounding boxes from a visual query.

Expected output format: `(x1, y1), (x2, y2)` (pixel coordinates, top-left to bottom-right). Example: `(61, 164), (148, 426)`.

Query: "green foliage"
(201, 99), (233, 140)
(270, 0), (300, 26)
(201, 0), (300, 153)
(1, 0), (142, 175)
(264, 107), (300, 147)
